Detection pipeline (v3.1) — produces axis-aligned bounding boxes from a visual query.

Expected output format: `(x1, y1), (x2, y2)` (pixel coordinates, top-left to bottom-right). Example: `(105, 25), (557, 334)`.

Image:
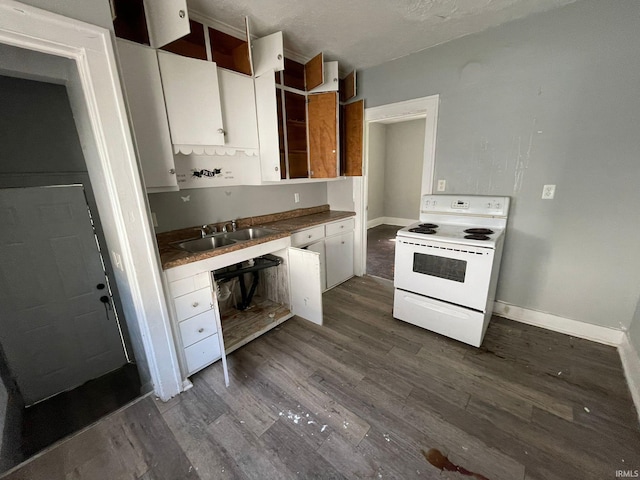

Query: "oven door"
(394, 236), (495, 311)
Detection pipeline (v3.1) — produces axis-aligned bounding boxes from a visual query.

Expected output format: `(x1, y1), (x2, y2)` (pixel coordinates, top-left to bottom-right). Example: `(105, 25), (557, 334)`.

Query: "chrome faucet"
(222, 220), (237, 233)
(200, 224), (217, 238)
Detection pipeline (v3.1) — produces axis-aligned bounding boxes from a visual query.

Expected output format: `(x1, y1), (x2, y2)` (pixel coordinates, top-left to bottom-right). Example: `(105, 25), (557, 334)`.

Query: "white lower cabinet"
(291, 217), (355, 291)
(325, 231), (354, 289)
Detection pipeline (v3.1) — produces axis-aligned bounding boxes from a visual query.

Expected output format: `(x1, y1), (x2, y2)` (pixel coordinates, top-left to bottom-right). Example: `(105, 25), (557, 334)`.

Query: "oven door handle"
(403, 294), (472, 320)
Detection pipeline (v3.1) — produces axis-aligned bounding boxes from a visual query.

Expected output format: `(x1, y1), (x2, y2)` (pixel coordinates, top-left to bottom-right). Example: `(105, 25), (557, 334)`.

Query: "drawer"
(179, 309), (218, 348)
(326, 218), (354, 237)
(174, 287), (212, 321)
(184, 333), (221, 374)
(291, 225), (325, 247)
(169, 272), (210, 298)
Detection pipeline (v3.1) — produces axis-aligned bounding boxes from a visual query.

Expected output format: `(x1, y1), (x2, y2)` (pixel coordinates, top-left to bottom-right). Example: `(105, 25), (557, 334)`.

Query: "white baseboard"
(619, 334), (640, 422)
(367, 217), (384, 229)
(492, 300), (625, 346)
(367, 216), (416, 229)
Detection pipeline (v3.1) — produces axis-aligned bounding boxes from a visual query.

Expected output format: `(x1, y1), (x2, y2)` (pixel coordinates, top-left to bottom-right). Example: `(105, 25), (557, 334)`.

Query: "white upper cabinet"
(254, 74), (282, 182)
(116, 39), (178, 192)
(217, 68), (259, 151)
(157, 50), (225, 152)
(246, 17), (284, 77)
(143, 0), (190, 49)
(309, 61), (339, 93)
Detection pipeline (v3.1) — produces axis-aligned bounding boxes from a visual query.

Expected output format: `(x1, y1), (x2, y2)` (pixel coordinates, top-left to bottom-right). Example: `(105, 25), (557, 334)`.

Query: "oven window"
(412, 253), (466, 283)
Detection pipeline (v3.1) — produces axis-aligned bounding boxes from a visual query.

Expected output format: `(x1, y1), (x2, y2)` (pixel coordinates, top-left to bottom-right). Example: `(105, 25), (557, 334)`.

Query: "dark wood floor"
(5, 276), (639, 480)
(366, 224), (399, 281)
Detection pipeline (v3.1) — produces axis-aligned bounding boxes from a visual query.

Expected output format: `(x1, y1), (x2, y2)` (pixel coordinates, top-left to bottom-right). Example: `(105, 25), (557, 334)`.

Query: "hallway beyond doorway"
(366, 225), (399, 281)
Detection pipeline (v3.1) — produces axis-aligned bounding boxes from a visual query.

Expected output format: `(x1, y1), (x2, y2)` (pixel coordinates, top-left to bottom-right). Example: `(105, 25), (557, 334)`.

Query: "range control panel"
(421, 195), (510, 217)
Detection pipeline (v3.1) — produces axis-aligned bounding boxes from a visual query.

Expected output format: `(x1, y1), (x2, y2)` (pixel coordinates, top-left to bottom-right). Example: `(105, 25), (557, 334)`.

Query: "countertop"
(157, 205), (355, 270)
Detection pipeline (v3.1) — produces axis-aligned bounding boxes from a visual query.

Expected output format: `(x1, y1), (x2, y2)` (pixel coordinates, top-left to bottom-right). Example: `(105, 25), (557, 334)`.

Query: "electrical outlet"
(294, 192), (300, 203)
(542, 184), (556, 200)
(151, 212), (158, 228)
(437, 179), (446, 192)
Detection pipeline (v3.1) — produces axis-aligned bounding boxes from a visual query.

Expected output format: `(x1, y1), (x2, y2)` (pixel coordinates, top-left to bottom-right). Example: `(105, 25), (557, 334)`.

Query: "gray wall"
(149, 183), (328, 233)
(358, 0), (640, 330)
(367, 123), (387, 221)
(383, 119), (425, 221)
(18, 0), (113, 30)
(630, 299), (640, 356)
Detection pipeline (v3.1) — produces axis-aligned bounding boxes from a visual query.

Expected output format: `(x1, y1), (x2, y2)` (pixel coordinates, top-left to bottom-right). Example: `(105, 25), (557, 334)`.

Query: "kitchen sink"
(171, 227), (279, 253)
(224, 227), (278, 242)
(172, 235), (237, 253)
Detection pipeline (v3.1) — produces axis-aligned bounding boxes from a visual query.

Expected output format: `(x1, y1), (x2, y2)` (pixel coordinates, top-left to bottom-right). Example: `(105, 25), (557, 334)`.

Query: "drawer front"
(169, 272), (210, 298)
(179, 309), (218, 348)
(291, 225), (325, 247)
(325, 218), (354, 237)
(174, 287), (212, 321)
(184, 334), (221, 374)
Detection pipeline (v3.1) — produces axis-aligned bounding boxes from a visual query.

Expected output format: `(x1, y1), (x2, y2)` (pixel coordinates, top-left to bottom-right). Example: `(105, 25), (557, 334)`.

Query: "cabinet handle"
(169, 168), (176, 175)
(217, 128), (226, 135)
(178, 9), (185, 18)
(192, 302), (199, 308)
(198, 328), (204, 333)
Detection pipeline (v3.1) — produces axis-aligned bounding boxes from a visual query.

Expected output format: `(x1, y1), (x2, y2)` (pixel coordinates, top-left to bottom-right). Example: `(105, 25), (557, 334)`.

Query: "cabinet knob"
(275, 166), (279, 172)
(217, 128), (226, 135)
(198, 328), (204, 333)
(308, 234), (312, 238)
(341, 241), (345, 244)
(169, 168), (176, 175)
(340, 225), (344, 229)
(277, 54), (283, 60)
(178, 9), (186, 18)
(192, 302), (199, 308)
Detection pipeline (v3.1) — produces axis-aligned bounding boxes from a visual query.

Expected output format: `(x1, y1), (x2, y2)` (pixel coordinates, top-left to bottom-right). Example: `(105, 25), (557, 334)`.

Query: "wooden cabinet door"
(288, 247), (323, 325)
(143, 0), (190, 49)
(325, 231), (354, 289)
(308, 92), (338, 178)
(117, 40), (177, 192)
(157, 50), (225, 147)
(340, 70), (357, 102)
(217, 69), (258, 150)
(304, 53), (324, 91)
(342, 99), (364, 176)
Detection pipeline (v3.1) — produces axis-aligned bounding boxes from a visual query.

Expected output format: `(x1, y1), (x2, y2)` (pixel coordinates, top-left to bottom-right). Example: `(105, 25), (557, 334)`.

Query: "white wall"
(383, 119), (425, 221)
(357, 0), (640, 331)
(148, 183), (328, 233)
(630, 298), (640, 355)
(17, 0), (113, 30)
(367, 123), (386, 221)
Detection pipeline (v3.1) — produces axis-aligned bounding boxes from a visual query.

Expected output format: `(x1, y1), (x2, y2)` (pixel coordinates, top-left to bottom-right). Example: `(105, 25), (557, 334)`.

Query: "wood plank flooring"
(4, 276), (639, 480)
(366, 225), (399, 281)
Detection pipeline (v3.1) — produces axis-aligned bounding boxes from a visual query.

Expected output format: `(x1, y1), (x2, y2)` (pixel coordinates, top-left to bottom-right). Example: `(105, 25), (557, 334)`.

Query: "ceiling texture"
(188, 0), (578, 73)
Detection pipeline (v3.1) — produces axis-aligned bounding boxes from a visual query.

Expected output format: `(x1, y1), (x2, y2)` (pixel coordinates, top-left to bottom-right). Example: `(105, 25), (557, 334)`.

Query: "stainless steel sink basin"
(171, 227), (278, 253)
(172, 235), (237, 253)
(224, 227), (278, 242)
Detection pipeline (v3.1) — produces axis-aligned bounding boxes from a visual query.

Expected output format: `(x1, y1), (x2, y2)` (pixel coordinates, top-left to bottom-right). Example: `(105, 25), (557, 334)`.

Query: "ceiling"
(187, 0), (577, 73)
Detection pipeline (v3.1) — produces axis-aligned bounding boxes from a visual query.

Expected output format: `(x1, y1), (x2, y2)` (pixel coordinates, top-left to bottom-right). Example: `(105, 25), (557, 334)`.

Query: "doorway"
(359, 96), (440, 280)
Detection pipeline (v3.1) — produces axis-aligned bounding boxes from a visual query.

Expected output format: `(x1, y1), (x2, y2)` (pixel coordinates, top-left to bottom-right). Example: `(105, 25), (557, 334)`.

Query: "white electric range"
(393, 194), (510, 347)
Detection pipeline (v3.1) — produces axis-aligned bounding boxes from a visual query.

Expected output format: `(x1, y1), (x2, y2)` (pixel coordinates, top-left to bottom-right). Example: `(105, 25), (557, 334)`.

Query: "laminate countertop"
(157, 205), (355, 270)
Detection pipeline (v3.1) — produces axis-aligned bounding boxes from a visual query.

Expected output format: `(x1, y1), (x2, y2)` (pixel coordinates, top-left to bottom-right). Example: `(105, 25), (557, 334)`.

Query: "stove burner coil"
(464, 234), (491, 241)
(464, 228), (494, 235)
(409, 228), (437, 234)
(418, 223), (439, 229)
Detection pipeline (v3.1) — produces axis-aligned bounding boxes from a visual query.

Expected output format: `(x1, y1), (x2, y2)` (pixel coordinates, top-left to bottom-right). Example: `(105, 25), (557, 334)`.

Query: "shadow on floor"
(366, 224), (400, 281)
(21, 363), (141, 459)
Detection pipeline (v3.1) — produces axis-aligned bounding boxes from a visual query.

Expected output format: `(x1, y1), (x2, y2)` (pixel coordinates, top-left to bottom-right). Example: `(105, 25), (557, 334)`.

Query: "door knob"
(99, 296), (109, 304)
(96, 283), (105, 290)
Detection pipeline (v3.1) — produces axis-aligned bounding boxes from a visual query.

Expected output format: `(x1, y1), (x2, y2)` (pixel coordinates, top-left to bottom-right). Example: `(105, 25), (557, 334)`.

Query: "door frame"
(0, 1), (182, 400)
(356, 94), (439, 276)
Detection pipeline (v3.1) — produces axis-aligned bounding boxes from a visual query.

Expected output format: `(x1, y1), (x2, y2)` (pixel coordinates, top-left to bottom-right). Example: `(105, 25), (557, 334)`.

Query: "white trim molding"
(367, 217), (416, 229)
(619, 334), (640, 422)
(493, 301), (625, 346)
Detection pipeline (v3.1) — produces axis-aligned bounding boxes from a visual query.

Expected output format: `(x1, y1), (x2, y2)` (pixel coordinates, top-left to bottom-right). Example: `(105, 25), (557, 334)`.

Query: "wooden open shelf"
(220, 299), (292, 355)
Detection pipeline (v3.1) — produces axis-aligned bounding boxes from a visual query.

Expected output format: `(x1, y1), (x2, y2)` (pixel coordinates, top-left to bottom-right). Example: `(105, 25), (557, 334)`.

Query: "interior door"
(288, 247), (323, 325)
(0, 186), (128, 405)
